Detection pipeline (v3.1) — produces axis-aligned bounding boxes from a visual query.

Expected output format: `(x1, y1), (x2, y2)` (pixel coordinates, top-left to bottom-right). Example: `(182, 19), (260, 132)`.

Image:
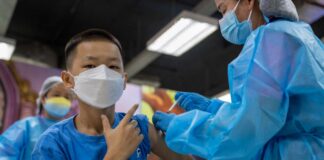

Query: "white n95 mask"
(72, 64), (124, 109)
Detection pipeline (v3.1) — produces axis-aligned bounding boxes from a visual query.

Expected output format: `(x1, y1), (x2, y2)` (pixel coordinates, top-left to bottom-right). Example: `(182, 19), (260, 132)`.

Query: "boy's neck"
(75, 101), (115, 136)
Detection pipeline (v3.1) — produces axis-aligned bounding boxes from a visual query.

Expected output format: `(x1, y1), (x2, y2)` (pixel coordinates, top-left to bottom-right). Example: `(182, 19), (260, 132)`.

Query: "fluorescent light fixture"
(0, 37), (16, 60)
(147, 11), (218, 57)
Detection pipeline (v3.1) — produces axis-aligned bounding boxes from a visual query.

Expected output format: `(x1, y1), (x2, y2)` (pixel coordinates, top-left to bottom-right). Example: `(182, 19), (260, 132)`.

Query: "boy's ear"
(41, 96), (46, 105)
(61, 71), (75, 89)
(123, 73), (128, 90)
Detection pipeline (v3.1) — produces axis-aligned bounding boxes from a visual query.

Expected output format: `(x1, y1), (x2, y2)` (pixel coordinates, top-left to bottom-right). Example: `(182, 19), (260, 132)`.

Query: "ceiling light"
(147, 11), (218, 57)
(0, 37), (16, 60)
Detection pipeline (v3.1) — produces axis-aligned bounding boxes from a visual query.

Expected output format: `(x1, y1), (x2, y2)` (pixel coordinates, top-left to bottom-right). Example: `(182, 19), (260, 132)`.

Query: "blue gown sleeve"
(133, 114), (151, 155)
(31, 132), (66, 160)
(0, 120), (28, 158)
(165, 27), (305, 159)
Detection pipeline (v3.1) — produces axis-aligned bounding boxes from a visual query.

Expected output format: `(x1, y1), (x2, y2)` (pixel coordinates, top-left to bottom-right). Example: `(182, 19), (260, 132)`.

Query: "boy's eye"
(109, 66), (120, 70)
(84, 65), (96, 69)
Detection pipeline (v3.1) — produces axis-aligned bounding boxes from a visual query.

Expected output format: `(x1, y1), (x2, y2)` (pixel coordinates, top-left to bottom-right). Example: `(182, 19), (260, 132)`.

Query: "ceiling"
(5, 0), (324, 97)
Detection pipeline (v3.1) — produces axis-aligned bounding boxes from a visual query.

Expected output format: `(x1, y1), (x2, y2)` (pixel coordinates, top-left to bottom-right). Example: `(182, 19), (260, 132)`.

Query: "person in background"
(0, 76), (73, 160)
(153, 0), (324, 159)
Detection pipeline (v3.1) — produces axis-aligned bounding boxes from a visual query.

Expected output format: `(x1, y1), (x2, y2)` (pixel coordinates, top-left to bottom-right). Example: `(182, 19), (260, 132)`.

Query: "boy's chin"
(75, 97), (117, 109)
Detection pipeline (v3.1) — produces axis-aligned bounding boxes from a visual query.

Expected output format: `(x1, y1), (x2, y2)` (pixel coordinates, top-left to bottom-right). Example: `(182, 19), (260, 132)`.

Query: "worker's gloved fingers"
(181, 98), (194, 111)
(175, 92), (187, 100)
(177, 92), (211, 111)
(153, 111), (174, 132)
(154, 120), (164, 132)
(157, 122), (166, 132)
(153, 112), (164, 131)
(153, 111), (164, 127)
(175, 92), (193, 108)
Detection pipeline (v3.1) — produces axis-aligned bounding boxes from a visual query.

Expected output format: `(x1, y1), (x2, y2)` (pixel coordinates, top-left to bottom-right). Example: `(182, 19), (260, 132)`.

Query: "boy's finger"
(101, 115), (111, 134)
(120, 104), (138, 126)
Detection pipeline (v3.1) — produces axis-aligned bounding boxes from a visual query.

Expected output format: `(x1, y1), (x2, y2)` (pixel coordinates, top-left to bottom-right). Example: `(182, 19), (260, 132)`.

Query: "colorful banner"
(141, 85), (184, 123)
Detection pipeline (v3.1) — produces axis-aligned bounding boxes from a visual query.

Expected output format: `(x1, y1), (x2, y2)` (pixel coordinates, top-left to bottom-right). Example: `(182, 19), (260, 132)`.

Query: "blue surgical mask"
(44, 97), (72, 118)
(219, 0), (253, 45)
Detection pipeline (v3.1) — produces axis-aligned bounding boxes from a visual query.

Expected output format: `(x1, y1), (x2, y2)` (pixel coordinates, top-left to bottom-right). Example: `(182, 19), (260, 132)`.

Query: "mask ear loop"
(234, 0), (253, 22)
(247, 9), (253, 21)
(247, 10), (253, 31)
(233, 0), (241, 11)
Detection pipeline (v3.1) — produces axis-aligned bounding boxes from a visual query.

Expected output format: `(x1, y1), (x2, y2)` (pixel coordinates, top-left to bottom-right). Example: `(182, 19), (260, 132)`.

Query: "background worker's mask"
(72, 65), (124, 109)
(219, 0), (253, 45)
(44, 97), (72, 118)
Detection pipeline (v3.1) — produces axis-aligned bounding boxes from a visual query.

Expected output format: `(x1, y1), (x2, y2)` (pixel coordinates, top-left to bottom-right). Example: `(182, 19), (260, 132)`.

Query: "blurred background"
(1, 0), (323, 96)
(0, 0), (323, 130)
(0, 0), (323, 159)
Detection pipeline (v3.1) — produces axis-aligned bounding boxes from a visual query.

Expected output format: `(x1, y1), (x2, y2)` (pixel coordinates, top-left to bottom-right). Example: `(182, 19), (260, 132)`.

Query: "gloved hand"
(175, 92), (212, 112)
(152, 111), (176, 132)
(175, 92), (224, 113)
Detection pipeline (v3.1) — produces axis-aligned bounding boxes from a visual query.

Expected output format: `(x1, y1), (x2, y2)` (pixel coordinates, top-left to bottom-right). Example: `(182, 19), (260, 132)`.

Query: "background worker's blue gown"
(165, 20), (324, 159)
(0, 117), (56, 160)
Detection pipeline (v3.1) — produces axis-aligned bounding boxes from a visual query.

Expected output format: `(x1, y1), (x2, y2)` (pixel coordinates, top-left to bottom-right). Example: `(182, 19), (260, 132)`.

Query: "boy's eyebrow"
(83, 55), (99, 61)
(107, 57), (120, 62)
(83, 55), (121, 63)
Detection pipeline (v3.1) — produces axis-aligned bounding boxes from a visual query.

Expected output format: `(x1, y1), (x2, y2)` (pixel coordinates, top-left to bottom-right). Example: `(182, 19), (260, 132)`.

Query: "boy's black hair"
(64, 28), (123, 69)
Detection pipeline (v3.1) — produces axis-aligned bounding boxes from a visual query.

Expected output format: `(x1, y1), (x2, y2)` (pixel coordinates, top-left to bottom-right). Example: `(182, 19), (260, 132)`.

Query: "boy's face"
(62, 39), (127, 90)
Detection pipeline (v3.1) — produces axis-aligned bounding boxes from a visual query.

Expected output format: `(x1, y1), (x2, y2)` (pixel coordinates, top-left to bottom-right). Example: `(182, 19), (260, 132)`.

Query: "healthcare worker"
(153, 0), (324, 159)
(0, 76), (73, 160)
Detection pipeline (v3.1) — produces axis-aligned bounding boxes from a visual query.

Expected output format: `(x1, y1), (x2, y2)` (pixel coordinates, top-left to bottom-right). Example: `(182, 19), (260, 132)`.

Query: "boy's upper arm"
(148, 123), (192, 160)
(32, 132), (66, 160)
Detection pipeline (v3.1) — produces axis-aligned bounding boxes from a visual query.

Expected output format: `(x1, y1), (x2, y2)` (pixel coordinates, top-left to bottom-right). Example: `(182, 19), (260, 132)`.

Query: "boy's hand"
(102, 104), (143, 160)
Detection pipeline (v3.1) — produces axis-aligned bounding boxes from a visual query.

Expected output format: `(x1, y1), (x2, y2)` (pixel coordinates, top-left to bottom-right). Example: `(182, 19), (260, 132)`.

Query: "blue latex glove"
(152, 111), (176, 132)
(175, 92), (224, 113)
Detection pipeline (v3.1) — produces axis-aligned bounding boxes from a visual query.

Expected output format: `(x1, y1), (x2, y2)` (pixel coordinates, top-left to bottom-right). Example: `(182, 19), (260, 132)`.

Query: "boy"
(32, 29), (191, 160)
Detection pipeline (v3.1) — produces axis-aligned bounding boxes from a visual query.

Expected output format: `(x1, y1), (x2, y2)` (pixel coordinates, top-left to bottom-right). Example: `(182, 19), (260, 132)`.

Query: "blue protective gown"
(0, 117), (56, 160)
(165, 20), (324, 159)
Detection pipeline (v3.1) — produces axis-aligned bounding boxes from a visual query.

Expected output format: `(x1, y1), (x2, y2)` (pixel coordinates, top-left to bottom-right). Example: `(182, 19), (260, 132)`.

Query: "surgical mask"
(219, 0), (253, 45)
(44, 97), (72, 118)
(72, 64), (124, 109)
